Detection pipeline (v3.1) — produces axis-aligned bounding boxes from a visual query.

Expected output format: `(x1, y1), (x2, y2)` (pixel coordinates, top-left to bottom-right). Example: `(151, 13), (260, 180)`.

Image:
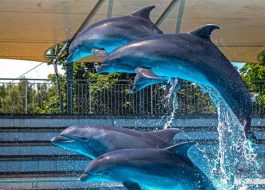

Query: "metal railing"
(0, 78), (264, 117)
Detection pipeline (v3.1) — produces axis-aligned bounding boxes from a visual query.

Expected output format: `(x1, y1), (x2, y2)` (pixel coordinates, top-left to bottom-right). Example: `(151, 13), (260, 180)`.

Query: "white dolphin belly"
(150, 60), (211, 86)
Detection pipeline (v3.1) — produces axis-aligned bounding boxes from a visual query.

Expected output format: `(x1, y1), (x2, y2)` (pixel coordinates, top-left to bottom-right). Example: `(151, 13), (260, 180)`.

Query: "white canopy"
(0, 0), (264, 63)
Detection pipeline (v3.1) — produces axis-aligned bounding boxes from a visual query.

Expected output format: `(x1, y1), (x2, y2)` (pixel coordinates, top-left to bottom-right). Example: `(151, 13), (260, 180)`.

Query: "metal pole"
(107, 0), (113, 18)
(151, 86), (154, 114)
(52, 44), (64, 114)
(155, 0), (180, 26)
(25, 80), (28, 114)
(71, 0), (106, 41)
(89, 82), (92, 114)
(53, 62), (64, 114)
(176, 0), (186, 33)
(140, 90), (145, 114)
(66, 64), (73, 114)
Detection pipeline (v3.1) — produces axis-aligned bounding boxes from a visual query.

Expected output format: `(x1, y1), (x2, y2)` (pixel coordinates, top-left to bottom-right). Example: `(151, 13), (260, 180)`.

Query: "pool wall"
(0, 117), (264, 189)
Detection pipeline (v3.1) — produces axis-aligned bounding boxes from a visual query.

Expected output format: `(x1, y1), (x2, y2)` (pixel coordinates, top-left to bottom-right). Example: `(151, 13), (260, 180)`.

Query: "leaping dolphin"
(96, 24), (255, 141)
(66, 5), (163, 64)
(51, 125), (179, 159)
(80, 142), (216, 190)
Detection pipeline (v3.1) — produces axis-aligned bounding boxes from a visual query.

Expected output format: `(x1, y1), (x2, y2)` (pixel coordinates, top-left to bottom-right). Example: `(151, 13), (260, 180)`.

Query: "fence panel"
(0, 79), (264, 117)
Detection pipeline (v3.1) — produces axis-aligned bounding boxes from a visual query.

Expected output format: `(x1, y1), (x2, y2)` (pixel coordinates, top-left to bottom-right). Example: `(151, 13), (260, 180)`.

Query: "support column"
(107, 0), (113, 18)
(176, 0), (185, 33)
(67, 63), (73, 114)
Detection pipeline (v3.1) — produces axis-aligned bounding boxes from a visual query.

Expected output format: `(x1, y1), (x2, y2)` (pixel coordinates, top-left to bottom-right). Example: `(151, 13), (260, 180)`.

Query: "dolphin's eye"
(98, 155), (104, 159)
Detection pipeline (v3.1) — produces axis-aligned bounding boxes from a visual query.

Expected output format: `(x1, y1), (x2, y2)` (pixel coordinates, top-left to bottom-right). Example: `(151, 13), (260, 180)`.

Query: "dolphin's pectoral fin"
(165, 142), (195, 158)
(92, 48), (107, 57)
(135, 68), (160, 80)
(189, 24), (220, 40)
(130, 68), (164, 93)
(122, 181), (142, 190)
(131, 5), (155, 21)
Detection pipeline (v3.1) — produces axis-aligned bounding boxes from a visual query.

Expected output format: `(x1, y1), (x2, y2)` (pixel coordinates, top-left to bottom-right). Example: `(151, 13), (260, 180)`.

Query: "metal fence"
(0, 78), (264, 117)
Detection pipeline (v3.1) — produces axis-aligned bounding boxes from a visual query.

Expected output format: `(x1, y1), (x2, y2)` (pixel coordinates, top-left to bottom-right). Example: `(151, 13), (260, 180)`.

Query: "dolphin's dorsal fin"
(189, 24), (220, 40)
(148, 128), (180, 144)
(131, 5), (155, 20)
(165, 142), (195, 158)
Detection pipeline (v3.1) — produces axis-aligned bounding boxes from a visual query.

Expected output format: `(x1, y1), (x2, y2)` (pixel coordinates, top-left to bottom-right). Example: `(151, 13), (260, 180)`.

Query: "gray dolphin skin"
(51, 125), (179, 159)
(96, 24), (254, 141)
(66, 5), (163, 63)
(80, 142), (216, 190)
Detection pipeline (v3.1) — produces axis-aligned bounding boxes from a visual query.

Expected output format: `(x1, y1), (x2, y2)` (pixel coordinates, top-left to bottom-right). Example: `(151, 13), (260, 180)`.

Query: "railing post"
(25, 80), (28, 114)
(66, 64), (73, 114)
(151, 86), (154, 114)
(89, 82), (92, 114)
(140, 89), (145, 114)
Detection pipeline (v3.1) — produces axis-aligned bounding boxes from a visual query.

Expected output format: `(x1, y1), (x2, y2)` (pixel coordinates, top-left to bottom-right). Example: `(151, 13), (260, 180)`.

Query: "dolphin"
(66, 5), (163, 64)
(51, 125), (180, 159)
(96, 24), (255, 141)
(80, 142), (216, 190)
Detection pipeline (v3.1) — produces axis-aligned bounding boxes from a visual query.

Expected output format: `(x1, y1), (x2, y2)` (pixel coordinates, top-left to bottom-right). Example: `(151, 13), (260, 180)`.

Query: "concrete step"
(0, 177), (264, 190)
(0, 159), (88, 172)
(0, 132), (58, 141)
(0, 155), (87, 161)
(174, 131), (265, 141)
(0, 145), (77, 156)
(0, 177), (124, 190)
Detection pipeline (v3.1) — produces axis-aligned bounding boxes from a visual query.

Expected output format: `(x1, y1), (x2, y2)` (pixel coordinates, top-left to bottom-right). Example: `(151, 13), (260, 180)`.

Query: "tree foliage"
(240, 51), (265, 111)
(0, 50), (265, 115)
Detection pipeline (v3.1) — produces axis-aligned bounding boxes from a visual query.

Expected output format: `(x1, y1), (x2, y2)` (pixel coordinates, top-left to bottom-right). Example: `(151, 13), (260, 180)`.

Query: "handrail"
(0, 78), (133, 82)
(0, 78), (265, 83)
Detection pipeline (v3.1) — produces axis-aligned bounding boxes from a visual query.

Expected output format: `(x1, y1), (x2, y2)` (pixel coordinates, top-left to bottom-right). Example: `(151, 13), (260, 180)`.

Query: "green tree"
(240, 51), (265, 114)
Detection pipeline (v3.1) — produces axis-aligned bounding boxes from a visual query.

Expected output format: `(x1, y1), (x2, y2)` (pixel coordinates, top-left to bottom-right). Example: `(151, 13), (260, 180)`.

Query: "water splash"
(200, 86), (260, 190)
(162, 89), (178, 129)
(161, 84), (260, 189)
